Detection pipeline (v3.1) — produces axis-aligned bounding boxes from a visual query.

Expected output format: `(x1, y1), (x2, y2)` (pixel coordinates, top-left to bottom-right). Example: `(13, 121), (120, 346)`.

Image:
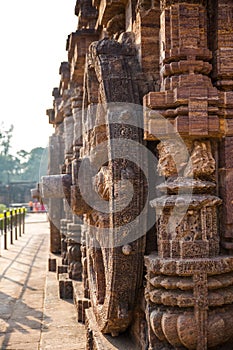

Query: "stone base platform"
(85, 308), (137, 350)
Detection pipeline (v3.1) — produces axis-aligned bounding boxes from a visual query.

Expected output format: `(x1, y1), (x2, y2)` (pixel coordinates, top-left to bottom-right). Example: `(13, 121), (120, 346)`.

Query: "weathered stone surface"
(142, 1), (233, 349)
(48, 256), (57, 272)
(41, 174), (71, 199)
(85, 308), (136, 350)
(49, 214), (61, 254)
(73, 281), (91, 323)
(67, 223), (82, 280)
(57, 264), (68, 279)
(44, 1), (233, 349)
(59, 273), (73, 299)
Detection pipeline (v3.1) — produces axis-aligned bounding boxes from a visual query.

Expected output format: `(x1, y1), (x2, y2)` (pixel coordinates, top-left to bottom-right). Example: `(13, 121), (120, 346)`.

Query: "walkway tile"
(0, 213), (86, 350)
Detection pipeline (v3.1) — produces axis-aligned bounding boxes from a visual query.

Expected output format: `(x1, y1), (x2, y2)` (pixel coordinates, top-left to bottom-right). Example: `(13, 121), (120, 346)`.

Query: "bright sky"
(0, 0), (78, 155)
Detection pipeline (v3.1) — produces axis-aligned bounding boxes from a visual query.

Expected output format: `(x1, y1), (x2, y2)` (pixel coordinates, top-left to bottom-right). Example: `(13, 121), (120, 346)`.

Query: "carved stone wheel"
(87, 236), (145, 335)
(83, 37), (148, 335)
(85, 121), (147, 336)
(85, 139), (147, 335)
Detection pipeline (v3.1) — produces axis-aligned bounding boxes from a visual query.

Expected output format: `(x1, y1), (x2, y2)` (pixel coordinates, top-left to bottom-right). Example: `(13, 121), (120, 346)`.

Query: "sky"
(0, 0), (78, 155)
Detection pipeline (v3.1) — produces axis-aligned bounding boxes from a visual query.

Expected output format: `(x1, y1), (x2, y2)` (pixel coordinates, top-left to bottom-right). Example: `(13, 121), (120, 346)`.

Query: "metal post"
(4, 210), (7, 250)
(14, 209), (18, 240)
(19, 208), (22, 237)
(10, 209), (13, 244)
(22, 207), (25, 234)
(0, 218), (2, 256)
(0, 218), (1, 256)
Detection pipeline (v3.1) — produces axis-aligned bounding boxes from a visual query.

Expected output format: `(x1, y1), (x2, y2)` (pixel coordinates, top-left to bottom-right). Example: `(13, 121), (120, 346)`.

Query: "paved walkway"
(0, 213), (86, 350)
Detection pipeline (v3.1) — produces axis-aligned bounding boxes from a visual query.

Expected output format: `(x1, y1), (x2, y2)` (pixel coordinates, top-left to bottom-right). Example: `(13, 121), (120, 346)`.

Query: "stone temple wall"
(42, 1), (233, 349)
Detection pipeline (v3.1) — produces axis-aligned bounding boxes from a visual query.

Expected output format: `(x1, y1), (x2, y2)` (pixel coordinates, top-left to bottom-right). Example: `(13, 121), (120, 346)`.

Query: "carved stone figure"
(157, 140), (189, 178)
(184, 140), (216, 180)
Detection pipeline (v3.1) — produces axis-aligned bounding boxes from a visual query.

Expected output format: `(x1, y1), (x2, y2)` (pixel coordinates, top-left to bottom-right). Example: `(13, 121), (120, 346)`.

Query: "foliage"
(0, 123), (13, 156)
(19, 147), (45, 182)
(0, 203), (7, 213)
(0, 124), (45, 184)
(0, 123), (18, 184)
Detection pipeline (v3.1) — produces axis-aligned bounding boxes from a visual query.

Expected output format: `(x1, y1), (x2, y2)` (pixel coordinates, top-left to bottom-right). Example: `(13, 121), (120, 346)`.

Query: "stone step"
(48, 254), (57, 271)
(57, 263), (68, 279)
(85, 308), (137, 350)
(73, 280), (91, 323)
(59, 272), (73, 299)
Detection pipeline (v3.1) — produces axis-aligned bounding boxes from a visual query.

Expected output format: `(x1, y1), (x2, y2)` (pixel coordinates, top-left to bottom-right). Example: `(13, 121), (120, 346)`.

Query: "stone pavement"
(0, 213), (86, 350)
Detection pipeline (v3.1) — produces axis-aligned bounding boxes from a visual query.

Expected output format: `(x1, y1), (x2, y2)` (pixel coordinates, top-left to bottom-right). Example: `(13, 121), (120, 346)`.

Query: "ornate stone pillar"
(60, 86), (74, 265)
(66, 18), (99, 281)
(66, 90), (83, 280)
(144, 1), (233, 349)
(209, 0), (233, 253)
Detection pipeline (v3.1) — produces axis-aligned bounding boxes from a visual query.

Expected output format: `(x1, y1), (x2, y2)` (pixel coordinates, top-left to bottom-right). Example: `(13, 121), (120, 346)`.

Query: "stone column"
(60, 88), (74, 265)
(66, 27), (99, 282)
(209, 0), (233, 253)
(144, 1), (233, 349)
(66, 89), (83, 280)
(47, 133), (64, 254)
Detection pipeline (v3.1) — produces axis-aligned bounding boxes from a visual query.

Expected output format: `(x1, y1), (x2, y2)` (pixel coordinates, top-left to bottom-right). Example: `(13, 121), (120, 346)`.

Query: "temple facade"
(42, 1), (233, 349)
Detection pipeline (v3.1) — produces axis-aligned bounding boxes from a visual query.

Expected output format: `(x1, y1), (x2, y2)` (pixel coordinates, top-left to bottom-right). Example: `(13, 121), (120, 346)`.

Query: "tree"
(0, 124), (45, 184)
(17, 149), (29, 161)
(20, 147), (45, 182)
(0, 124), (18, 184)
(0, 123), (14, 156)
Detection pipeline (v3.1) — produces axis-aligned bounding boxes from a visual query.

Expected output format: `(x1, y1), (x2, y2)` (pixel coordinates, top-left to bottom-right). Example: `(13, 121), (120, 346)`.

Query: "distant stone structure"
(43, 1), (233, 349)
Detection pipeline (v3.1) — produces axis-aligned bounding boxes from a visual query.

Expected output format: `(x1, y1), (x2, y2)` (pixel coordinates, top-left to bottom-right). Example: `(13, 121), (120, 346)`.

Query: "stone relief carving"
(149, 136), (223, 349)
(157, 140), (189, 178)
(93, 166), (111, 201)
(184, 140), (216, 180)
(157, 139), (216, 181)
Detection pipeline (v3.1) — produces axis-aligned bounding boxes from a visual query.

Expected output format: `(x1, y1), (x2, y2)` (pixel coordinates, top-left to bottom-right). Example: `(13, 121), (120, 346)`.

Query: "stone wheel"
(87, 236), (145, 335)
(85, 127), (147, 335)
(83, 38), (148, 335)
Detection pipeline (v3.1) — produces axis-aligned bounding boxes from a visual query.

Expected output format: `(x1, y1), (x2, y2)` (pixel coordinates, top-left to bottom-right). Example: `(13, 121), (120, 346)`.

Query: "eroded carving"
(157, 140), (189, 178)
(157, 139), (216, 181)
(184, 140), (216, 180)
(93, 166), (111, 201)
(106, 13), (125, 39)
